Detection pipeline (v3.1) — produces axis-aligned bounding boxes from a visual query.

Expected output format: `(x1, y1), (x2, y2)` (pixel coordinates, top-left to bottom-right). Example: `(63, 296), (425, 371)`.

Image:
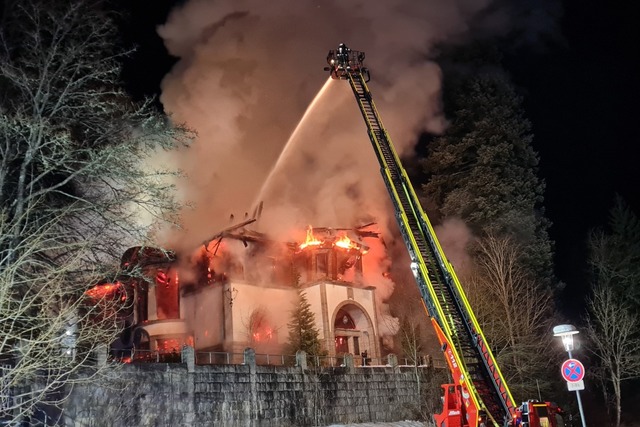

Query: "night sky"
(117, 0), (639, 312)
(504, 0), (639, 305)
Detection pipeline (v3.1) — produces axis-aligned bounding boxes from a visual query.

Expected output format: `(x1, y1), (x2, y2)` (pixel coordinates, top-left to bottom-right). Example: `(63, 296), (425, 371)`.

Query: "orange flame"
(299, 225), (322, 249)
(157, 338), (181, 354)
(85, 282), (122, 300)
(336, 233), (368, 254)
(252, 327), (273, 342)
(335, 234), (354, 249)
(299, 226), (369, 254)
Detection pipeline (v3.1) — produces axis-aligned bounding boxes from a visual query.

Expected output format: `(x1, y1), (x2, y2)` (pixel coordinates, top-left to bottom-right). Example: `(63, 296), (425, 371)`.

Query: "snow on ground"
(325, 421), (427, 427)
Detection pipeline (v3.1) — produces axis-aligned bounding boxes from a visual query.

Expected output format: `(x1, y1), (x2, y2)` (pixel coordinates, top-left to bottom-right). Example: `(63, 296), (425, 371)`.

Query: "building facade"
(96, 227), (383, 361)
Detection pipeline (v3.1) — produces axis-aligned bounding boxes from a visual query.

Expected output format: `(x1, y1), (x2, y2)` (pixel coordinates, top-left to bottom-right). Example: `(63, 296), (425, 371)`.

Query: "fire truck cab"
(516, 401), (564, 427)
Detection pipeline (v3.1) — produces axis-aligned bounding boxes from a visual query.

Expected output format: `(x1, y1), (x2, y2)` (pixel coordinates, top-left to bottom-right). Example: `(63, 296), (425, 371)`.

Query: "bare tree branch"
(585, 279), (640, 427)
(464, 234), (556, 401)
(1, 0), (192, 422)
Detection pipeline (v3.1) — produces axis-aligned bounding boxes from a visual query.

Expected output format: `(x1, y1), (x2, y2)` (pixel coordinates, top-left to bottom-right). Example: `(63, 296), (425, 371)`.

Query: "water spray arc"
(252, 77), (333, 208)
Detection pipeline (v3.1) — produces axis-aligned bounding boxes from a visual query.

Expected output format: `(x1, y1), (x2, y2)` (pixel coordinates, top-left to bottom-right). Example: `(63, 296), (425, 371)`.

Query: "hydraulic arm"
(325, 44), (517, 427)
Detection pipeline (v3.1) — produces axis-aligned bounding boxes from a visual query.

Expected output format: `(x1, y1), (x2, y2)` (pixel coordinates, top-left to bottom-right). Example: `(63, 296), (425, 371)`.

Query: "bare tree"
(0, 0), (189, 422)
(243, 306), (282, 354)
(465, 234), (556, 401)
(391, 305), (449, 425)
(396, 311), (429, 395)
(397, 314), (424, 366)
(585, 232), (640, 427)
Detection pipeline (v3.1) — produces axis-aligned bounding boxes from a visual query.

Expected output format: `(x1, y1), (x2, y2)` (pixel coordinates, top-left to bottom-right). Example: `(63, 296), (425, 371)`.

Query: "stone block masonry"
(62, 351), (435, 427)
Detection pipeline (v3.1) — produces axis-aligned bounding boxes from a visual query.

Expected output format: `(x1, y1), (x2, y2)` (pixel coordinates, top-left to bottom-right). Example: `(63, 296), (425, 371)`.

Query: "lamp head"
(553, 324), (579, 352)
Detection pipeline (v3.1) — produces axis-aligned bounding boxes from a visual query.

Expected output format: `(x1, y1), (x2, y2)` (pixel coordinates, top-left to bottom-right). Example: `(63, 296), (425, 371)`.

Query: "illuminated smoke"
(434, 218), (475, 275)
(154, 0), (500, 344)
(157, 0), (499, 252)
(155, 0), (520, 343)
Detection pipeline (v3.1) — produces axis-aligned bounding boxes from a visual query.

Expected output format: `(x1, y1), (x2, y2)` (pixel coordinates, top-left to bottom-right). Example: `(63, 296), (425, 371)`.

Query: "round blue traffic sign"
(561, 358), (585, 382)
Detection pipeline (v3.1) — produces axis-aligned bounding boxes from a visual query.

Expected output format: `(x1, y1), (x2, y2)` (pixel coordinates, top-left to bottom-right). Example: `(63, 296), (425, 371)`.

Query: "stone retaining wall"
(62, 351), (437, 427)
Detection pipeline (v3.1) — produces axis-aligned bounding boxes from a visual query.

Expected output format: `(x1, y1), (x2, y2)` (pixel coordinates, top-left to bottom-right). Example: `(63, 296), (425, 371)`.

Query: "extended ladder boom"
(325, 44), (517, 427)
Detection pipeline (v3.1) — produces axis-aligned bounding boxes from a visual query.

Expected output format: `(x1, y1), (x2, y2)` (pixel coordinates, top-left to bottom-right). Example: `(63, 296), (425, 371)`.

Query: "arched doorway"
(334, 308), (356, 354)
(333, 303), (374, 359)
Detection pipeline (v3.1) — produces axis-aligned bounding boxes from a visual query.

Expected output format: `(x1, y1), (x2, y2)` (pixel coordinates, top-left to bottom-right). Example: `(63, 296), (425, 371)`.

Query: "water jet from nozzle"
(252, 77), (333, 208)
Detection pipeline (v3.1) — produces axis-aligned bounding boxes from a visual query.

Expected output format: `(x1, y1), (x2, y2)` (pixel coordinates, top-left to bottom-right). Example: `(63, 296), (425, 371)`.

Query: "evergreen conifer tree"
(286, 282), (323, 356)
(422, 50), (552, 281)
(419, 45), (558, 401)
(592, 196), (640, 304)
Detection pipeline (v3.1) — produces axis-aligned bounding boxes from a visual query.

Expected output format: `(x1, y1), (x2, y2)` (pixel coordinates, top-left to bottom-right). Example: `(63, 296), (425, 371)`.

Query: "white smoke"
(434, 218), (475, 275)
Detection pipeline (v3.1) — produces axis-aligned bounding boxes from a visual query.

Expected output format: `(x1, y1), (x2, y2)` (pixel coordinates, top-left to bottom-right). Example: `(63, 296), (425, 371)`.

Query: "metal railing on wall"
(110, 348), (181, 364)
(110, 347), (445, 369)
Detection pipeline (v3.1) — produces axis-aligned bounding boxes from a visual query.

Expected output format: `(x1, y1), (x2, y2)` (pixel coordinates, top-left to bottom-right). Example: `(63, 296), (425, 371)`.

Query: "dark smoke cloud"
(501, 0), (563, 48)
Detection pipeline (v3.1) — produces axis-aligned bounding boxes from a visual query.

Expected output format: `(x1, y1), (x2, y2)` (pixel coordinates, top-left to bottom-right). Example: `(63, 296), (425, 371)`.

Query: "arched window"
(334, 308), (356, 330)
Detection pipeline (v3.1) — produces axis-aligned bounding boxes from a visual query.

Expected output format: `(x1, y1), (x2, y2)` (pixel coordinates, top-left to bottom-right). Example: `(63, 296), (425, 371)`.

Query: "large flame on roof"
(299, 226), (368, 254)
(299, 225), (323, 249)
(335, 234), (356, 250)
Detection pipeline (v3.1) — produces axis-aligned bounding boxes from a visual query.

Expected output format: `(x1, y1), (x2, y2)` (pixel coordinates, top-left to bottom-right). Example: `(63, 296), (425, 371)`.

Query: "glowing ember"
(156, 271), (169, 286)
(299, 225), (322, 249)
(252, 328), (273, 342)
(157, 338), (181, 354)
(85, 282), (122, 300)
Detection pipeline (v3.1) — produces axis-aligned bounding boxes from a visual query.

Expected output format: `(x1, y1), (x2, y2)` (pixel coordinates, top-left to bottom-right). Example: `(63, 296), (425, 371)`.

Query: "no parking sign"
(561, 358), (585, 382)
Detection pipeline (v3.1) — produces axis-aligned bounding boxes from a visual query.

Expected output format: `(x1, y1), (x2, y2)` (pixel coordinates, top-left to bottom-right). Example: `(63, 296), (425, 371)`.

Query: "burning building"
(93, 222), (385, 361)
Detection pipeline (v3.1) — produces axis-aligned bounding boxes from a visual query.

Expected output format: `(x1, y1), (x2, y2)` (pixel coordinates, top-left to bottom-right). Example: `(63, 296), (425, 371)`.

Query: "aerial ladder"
(324, 44), (563, 427)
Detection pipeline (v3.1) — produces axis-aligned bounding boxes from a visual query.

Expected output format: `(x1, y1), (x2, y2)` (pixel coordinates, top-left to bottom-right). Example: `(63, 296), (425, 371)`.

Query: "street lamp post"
(553, 324), (587, 427)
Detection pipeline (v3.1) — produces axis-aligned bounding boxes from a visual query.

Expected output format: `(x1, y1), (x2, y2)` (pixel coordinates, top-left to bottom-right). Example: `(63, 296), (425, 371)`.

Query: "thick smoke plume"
(154, 0), (539, 347)
(157, 0), (498, 253)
